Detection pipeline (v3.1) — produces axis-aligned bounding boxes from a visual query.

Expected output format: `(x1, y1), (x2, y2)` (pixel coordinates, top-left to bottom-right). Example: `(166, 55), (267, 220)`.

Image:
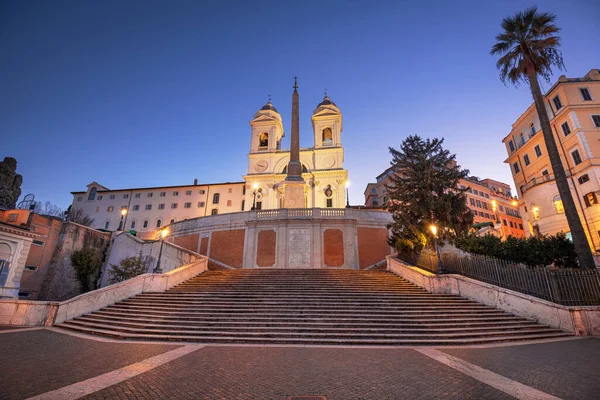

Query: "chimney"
(194, 178), (198, 186)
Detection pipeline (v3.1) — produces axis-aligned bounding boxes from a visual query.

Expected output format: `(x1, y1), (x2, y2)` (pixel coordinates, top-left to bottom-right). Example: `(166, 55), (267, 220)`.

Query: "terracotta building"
(502, 69), (600, 250)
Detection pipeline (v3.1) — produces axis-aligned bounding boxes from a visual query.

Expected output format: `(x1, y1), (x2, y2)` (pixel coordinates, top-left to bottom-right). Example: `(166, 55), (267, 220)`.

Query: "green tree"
(70, 247), (103, 293)
(0, 157), (23, 209)
(385, 135), (473, 254)
(491, 7), (594, 269)
(108, 255), (148, 284)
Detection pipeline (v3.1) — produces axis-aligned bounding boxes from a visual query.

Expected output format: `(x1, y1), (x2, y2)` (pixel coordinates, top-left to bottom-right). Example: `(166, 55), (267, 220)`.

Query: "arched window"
(88, 187), (97, 201)
(553, 195), (564, 213)
(322, 128), (333, 145)
(170, 218), (175, 224)
(211, 209), (218, 215)
(156, 219), (162, 228)
(530, 123), (536, 137)
(130, 220), (136, 229)
(143, 220), (149, 229)
(259, 132), (269, 148)
(0, 243), (12, 287)
(104, 221), (110, 230)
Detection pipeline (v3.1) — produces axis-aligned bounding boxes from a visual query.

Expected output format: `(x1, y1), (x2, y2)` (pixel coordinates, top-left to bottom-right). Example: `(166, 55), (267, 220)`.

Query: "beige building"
(502, 69), (600, 250)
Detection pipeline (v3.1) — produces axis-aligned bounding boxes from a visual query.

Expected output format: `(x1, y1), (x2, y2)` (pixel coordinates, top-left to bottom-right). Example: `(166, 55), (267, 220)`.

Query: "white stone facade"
(0, 224), (38, 298)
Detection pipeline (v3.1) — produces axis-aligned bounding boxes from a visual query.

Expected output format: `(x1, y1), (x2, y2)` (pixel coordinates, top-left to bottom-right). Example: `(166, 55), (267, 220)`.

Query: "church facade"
(69, 89), (348, 234)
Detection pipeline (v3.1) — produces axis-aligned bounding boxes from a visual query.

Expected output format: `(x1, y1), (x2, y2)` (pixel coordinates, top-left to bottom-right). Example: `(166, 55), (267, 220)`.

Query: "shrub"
(455, 232), (578, 268)
(109, 255), (148, 284)
(71, 247), (103, 293)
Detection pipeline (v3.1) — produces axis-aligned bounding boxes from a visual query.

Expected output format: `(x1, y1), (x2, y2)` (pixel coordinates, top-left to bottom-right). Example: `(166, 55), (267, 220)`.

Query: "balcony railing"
(521, 170), (571, 195)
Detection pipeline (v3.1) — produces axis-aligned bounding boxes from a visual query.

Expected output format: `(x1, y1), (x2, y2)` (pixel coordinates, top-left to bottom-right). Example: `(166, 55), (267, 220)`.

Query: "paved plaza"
(0, 327), (598, 400)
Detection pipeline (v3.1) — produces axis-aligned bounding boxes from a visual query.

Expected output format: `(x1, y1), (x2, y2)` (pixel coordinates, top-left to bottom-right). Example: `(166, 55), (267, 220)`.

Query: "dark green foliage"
(386, 135), (474, 254)
(109, 255), (148, 284)
(70, 247), (103, 293)
(0, 157), (23, 209)
(455, 232), (578, 268)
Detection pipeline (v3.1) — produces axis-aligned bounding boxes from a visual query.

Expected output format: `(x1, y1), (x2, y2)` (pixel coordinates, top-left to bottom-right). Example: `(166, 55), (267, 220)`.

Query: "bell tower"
(249, 99), (284, 154)
(312, 93), (342, 149)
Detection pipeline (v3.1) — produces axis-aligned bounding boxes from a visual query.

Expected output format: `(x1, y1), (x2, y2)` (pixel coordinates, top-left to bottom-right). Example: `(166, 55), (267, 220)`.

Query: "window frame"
(523, 154), (531, 166)
(561, 121), (571, 136)
(580, 87), (593, 101)
(591, 115), (600, 128)
(552, 95), (563, 111)
(513, 162), (520, 174)
(571, 149), (583, 166)
(534, 145), (542, 157)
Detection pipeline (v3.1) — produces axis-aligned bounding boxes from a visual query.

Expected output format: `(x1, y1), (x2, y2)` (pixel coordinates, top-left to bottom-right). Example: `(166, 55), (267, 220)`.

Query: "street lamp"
(251, 183), (259, 210)
(153, 228), (169, 273)
(429, 223), (445, 274)
(118, 208), (127, 231)
(345, 180), (350, 208)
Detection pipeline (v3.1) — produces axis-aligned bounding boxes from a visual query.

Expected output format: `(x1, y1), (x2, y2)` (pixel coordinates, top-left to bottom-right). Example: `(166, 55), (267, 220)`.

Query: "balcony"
(521, 171), (571, 195)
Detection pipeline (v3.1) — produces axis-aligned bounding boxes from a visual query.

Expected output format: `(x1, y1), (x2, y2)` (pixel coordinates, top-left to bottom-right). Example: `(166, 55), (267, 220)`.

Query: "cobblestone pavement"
(82, 346), (513, 400)
(442, 337), (600, 400)
(1, 329), (598, 400)
(0, 329), (178, 400)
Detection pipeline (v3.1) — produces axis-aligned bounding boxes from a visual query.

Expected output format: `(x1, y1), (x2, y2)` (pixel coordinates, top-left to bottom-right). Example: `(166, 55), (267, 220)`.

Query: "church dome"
(313, 94), (340, 115)
(260, 100), (278, 113)
(317, 95), (337, 108)
(253, 100), (282, 121)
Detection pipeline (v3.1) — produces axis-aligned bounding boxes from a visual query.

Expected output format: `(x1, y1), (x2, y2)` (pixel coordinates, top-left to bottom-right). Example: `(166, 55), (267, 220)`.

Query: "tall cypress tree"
(386, 135), (473, 254)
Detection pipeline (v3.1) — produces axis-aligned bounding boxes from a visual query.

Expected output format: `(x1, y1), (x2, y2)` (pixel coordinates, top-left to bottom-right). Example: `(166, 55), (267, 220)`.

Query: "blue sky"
(1, 0), (599, 208)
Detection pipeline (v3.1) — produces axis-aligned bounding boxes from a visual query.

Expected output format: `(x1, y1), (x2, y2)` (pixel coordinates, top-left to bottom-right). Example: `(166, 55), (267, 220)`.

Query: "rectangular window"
(484, 213), (490, 219)
(199, 190), (205, 195)
(184, 202), (191, 208)
(508, 140), (515, 152)
(147, 193), (153, 198)
(326, 198), (333, 208)
(198, 202), (205, 208)
(523, 154), (530, 166)
(107, 206), (114, 212)
(519, 224), (523, 230)
(469, 198), (475, 206)
(160, 192), (166, 197)
(213, 193), (220, 204)
(580, 88), (592, 101)
(171, 203), (178, 209)
(186, 190), (192, 195)
(503, 219), (507, 226)
(484, 193), (489, 199)
(227, 200), (232, 207)
(561, 122), (571, 136)
(133, 205), (139, 211)
(228, 188), (233, 194)
(24, 265), (37, 271)
(371, 188), (376, 194)
(473, 190), (478, 196)
(77, 196), (82, 202)
(553, 95), (563, 110)
(592, 115), (600, 128)
(32, 240), (44, 246)
(572, 149), (583, 166)
(578, 174), (590, 185)
(513, 162), (520, 174)
(476, 200), (482, 208)
(241, 200), (245, 211)
(18, 292), (31, 298)
(108, 195), (114, 200)
(123, 194), (129, 199)
(173, 191), (179, 196)
(584, 192), (597, 207)
(211, 209), (218, 215)
(534, 145), (542, 157)
(482, 202), (488, 210)
(242, 186), (246, 195)
(135, 193), (141, 198)
(97, 195), (103, 200)
(499, 205), (504, 212)
(478, 211), (484, 217)
(509, 221), (514, 228)
(145, 204), (152, 210)
(158, 204), (165, 210)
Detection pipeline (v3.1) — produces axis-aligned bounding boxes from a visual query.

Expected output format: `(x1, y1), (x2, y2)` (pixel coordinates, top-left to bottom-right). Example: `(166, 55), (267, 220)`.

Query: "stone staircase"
(56, 269), (570, 345)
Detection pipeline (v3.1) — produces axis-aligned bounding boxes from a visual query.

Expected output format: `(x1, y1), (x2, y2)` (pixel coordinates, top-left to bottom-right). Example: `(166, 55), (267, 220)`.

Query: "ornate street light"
(153, 228), (169, 273)
(118, 208), (127, 231)
(429, 223), (445, 274)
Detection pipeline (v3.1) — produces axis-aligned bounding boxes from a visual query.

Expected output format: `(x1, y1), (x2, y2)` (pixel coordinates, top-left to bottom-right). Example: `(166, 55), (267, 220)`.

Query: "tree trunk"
(526, 68), (596, 269)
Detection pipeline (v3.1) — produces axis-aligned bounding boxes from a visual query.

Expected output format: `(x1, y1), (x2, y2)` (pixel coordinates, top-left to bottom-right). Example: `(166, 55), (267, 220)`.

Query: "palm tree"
(491, 7), (595, 269)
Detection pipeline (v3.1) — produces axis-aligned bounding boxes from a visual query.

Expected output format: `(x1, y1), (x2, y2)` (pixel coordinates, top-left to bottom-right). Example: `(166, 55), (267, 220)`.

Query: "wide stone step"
(56, 323), (570, 345)
(75, 316), (542, 333)
(84, 313), (537, 328)
(123, 298), (478, 306)
(58, 320), (565, 340)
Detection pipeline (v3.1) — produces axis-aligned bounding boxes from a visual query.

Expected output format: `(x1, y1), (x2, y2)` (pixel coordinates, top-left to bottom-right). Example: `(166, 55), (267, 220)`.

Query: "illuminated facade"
(502, 69), (600, 250)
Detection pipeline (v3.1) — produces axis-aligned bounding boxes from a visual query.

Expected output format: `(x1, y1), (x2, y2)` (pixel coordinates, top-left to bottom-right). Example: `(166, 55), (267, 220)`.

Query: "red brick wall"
(173, 234), (199, 253)
(358, 227), (390, 269)
(210, 229), (245, 268)
(256, 230), (276, 267)
(199, 237), (209, 256)
(323, 229), (344, 267)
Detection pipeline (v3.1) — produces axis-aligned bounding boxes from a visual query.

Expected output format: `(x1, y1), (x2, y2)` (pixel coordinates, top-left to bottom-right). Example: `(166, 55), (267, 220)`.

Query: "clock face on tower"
(254, 160), (268, 172)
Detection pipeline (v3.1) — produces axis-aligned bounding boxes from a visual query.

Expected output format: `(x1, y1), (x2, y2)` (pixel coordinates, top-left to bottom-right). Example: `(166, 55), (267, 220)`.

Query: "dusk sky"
(2, 0), (599, 209)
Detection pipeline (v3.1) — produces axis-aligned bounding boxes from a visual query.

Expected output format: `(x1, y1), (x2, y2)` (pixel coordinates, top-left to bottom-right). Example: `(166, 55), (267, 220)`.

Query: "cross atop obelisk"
(286, 76), (303, 182)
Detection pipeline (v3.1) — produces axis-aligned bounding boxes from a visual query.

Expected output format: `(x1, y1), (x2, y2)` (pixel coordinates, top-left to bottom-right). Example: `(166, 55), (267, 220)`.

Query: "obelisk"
(283, 77), (306, 208)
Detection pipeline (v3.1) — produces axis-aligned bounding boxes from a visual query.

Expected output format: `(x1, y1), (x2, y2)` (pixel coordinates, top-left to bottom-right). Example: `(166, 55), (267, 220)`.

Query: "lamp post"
(429, 224), (445, 274)
(118, 208), (127, 231)
(345, 180), (350, 208)
(153, 228), (169, 274)
(251, 183), (259, 210)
